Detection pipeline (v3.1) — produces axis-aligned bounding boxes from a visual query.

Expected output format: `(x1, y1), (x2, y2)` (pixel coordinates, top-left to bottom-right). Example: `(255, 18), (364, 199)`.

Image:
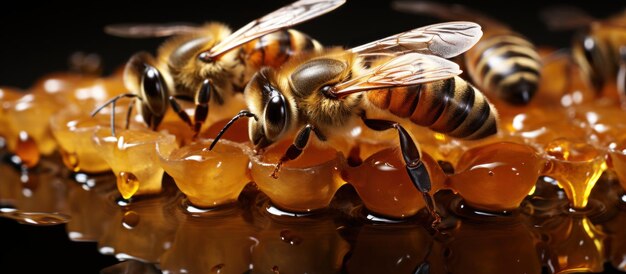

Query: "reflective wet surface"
(2, 151), (626, 274)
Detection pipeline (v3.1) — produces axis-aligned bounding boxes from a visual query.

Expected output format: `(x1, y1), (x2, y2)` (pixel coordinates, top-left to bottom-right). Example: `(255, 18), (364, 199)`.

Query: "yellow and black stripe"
(465, 34), (541, 105)
(367, 76), (497, 139)
(242, 29), (323, 69)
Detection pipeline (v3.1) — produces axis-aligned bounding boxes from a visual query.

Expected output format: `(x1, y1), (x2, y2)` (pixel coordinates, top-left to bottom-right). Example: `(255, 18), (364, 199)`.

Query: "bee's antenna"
(90, 93), (140, 137)
(209, 110), (257, 150)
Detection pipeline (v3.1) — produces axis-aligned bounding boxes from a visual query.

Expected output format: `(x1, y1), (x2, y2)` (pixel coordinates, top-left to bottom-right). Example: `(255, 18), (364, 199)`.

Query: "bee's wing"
(349, 21), (482, 59)
(331, 52), (462, 97)
(208, 0), (345, 58)
(104, 23), (202, 38)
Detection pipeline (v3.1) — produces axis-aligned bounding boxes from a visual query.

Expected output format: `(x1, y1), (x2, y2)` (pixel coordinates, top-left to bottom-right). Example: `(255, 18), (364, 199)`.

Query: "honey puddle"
(2, 150), (626, 274)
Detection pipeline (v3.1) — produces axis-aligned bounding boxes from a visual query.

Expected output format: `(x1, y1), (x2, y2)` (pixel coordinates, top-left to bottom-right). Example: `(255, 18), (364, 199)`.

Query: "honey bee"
(210, 22), (497, 218)
(392, 1), (542, 105)
(91, 0), (345, 136)
(540, 6), (626, 99)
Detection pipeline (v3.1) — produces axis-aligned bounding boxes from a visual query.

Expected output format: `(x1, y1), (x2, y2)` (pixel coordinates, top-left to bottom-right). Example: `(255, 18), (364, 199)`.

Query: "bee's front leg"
(271, 124), (326, 178)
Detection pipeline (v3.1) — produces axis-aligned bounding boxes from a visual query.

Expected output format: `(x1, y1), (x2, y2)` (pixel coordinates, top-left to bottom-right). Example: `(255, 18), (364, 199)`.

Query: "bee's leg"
(192, 79), (212, 137)
(90, 93), (139, 137)
(618, 46), (626, 106)
(168, 96), (193, 128)
(125, 99), (135, 130)
(362, 118), (439, 224)
(271, 124), (325, 178)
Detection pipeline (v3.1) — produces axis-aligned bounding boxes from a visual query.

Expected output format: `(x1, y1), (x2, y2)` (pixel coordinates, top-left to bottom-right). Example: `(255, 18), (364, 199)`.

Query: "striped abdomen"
(366, 76), (497, 140)
(242, 29), (323, 69)
(465, 34), (541, 105)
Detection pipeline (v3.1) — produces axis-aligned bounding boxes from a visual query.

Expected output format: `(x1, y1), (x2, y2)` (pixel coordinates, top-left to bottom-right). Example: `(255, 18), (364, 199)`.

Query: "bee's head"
(123, 52), (170, 130)
(245, 68), (295, 149)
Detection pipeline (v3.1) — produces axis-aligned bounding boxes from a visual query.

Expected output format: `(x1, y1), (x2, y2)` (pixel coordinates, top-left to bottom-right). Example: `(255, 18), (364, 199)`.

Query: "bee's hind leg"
(361, 117), (440, 226)
(271, 124), (326, 178)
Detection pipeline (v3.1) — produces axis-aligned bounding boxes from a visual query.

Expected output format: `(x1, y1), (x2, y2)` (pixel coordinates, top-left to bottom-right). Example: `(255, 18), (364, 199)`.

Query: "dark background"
(1, 0), (625, 273)
(1, 0), (624, 89)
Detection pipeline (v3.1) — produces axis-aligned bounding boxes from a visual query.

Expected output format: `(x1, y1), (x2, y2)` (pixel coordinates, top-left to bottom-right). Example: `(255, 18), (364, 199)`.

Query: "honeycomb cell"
(448, 142), (544, 212)
(4, 94), (59, 156)
(158, 139), (250, 208)
(30, 72), (126, 113)
(93, 128), (177, 199)
(572, 102), (626, 147)
(543, 138), (607, 209)
(50, 108), (123, 173)
(501, 107), (588, 149)
(344, 146), (446, 219)
(0, 87), (24, 147)
(250, 139), (347, 213)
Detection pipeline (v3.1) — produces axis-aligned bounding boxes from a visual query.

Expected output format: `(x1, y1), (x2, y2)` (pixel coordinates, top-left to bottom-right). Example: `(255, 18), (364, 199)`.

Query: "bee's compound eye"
(263, 91), (288, 139)
(141, 66), (168, 116)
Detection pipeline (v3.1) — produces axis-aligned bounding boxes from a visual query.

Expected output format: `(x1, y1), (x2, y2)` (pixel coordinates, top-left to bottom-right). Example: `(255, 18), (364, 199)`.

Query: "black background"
(1, 0), (625, 273)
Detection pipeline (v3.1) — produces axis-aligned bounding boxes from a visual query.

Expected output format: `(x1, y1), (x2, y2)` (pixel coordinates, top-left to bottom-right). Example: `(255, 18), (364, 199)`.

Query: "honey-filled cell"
(158, 139), (250, 208)
(571, 101), (626, 147)
(51, 108), (123, 173)
(93, 128), (177, 200)
(448, 142), (544, 212)
(543, 138), (607, 209)
(30, 72), (128, 113)
(250, 139), (347, 212)
(0, 87), (24, 147)
(344, 146), (446, 219)
(500, 107), (587, 148)
(4, 94), (59, 157)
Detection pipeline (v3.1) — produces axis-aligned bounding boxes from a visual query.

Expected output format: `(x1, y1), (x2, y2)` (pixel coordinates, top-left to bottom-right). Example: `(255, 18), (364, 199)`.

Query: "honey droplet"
(122, 211), (140, 229)
(117, 171), (139, 200)
(15, 131), (40, 168)
(279, 229), (303, 245)
(210, 263), (225, 273)
(60, 148), (80, 172)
